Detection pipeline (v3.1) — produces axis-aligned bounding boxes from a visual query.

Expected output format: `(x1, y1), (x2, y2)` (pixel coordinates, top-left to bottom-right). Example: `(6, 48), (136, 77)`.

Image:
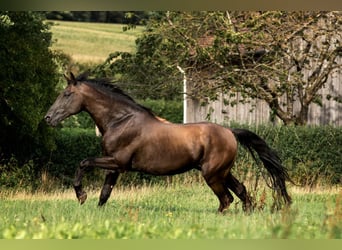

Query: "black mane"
(75, 73), (155, 117)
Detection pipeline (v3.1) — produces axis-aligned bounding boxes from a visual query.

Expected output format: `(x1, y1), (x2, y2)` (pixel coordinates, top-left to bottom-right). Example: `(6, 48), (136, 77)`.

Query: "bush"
(1, 125), (340, 190)
(48, 128), (102, 186)
(0, 12), (59, 162)
(49, 127), (170, 187)
(230, 124), (342, 186)
(0, 157), (37, 189)
(60, 112), (95, 129)
(139, 99), (183, 123)
(49, 125), (341, 187)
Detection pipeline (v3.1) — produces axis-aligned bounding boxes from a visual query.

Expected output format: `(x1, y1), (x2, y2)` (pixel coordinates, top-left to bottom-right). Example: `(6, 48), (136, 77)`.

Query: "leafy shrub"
(60, 112), (95, 129)
(139, 99), (183, 123)
(48, 128), (102, 185)
(0, 12), (59, 162)
(230, 124), (342, 186)
(1, 125), (340, 190)
(0, 157), (37, 189)
(49, 125), (341, 187)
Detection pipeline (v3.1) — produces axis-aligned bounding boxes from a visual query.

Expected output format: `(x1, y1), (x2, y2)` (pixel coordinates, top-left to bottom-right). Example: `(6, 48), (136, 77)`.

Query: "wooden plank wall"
(186, 59), (341, 126)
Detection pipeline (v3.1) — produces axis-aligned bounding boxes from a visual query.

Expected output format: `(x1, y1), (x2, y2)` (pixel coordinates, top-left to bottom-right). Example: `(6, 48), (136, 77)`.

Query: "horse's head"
(44, 72), (84, 127)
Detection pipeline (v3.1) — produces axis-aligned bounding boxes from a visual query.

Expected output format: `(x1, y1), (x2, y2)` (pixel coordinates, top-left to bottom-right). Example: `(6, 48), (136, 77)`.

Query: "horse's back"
(157, 121), (238, 158)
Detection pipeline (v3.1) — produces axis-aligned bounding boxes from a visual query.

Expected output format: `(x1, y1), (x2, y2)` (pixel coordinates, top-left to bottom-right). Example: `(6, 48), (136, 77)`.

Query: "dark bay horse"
(45, 72), (292, 212)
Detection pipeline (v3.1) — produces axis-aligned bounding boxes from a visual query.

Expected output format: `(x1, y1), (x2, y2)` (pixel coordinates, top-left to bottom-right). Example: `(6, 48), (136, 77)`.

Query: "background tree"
(0, 12), (58, 162)
(217, 11), (342, 125)
(44, 11), (151, 25)
(98, 11), (341, 125)
(94, 11), (183, 100)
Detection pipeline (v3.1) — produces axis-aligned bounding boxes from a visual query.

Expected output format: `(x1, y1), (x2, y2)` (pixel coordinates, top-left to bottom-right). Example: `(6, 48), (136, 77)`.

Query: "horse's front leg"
(73, 166), (88, 204)
(98, 171), (120, 206)
(73, 157), (123, 205)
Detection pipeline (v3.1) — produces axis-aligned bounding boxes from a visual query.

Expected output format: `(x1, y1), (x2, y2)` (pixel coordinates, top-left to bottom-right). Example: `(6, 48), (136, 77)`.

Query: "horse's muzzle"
(44, 114), (57, 127)
(44, 115), (51, 123)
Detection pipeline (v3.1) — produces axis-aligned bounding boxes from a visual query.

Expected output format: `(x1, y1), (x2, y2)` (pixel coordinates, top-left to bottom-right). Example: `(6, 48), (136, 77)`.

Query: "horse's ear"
(64, 72), (78, 85)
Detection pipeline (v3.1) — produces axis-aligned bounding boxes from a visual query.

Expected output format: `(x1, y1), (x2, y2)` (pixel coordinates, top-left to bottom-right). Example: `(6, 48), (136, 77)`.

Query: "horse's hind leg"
(202, 169), (234, 213)
(98, 171), (120, 206)
(226, 173), (252, 212)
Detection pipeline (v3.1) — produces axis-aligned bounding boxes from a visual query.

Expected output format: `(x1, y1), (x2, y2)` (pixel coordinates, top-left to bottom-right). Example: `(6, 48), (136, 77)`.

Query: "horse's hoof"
(243, 205), (253, 214)
(78, 192), (87, 205)
(98, 202), (106, 207)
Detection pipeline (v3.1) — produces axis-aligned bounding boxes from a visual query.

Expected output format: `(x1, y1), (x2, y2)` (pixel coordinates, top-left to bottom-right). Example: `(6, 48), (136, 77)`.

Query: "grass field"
(0, 184), (341, 239)
(49, 20), (143, 63)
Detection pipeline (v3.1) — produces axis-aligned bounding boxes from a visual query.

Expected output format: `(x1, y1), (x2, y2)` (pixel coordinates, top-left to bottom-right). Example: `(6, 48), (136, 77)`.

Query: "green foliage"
(93, 15), (184, 100)
(1, 125), (340, 191)
(45, 11), (150, 25)
(140, 99), (183, 123)
(230, 124), (342, 185)
(276, 126), (341, 185)
(0, 11), (58, 161)
(60, 112), (95, 129)
(94, 49), (183, 100)
(0, 157), (37, 189)
(48, 128), (102, 184)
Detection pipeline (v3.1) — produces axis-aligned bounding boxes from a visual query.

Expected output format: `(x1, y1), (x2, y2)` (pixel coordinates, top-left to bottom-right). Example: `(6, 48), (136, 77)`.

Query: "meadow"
(0, 183), (341, 239)
(49, 20), (143, 63)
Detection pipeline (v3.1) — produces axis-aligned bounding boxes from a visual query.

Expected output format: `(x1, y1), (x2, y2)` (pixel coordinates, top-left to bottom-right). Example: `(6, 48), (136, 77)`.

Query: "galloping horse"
(45, 72), (292, 212)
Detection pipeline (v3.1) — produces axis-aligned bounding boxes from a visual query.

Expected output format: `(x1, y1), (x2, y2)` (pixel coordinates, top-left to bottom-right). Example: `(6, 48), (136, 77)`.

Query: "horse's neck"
(83, 94), (139, 134)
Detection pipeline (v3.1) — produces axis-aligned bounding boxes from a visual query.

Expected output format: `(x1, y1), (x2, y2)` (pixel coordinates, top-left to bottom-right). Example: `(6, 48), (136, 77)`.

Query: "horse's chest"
(102, 129), (138, 151)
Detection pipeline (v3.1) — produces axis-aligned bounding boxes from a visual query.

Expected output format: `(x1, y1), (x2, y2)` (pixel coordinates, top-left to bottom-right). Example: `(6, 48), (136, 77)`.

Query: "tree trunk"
(296, 105), (309, 125)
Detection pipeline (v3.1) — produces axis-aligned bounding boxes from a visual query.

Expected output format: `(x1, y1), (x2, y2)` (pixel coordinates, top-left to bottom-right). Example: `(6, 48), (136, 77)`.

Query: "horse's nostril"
(44, 115), (51, 121)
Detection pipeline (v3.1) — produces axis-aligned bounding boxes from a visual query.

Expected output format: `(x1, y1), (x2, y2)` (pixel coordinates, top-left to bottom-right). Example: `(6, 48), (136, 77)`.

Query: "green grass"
(49, 20), (143, 63)
(0, 184), (340, 239)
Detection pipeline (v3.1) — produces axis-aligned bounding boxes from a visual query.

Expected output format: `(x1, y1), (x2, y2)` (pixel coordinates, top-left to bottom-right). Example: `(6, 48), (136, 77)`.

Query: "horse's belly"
(131, 148), (199, 175)
(132, 161), (196, 175)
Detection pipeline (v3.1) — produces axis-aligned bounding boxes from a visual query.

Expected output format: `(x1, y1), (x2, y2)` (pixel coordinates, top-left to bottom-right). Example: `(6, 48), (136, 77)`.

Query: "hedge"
(48, 128), (102, 186)
(230, 124), (342, 186)
(0, 125), (341, 190)
(49, 125), (341, 187)
(138, 98), (183, 123)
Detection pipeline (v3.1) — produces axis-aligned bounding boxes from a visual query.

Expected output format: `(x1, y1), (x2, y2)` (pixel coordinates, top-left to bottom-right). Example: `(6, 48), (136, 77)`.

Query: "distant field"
(0, 184), (341, 239)
(49, 20), (143, 63)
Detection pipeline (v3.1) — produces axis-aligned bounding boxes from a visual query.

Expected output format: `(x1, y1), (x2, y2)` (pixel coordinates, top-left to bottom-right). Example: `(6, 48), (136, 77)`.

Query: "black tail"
(231, 128), (292, 206)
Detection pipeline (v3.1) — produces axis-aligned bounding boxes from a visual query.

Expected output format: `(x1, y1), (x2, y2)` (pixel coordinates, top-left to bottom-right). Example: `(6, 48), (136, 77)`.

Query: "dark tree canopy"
(0, 11), (58, 161)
